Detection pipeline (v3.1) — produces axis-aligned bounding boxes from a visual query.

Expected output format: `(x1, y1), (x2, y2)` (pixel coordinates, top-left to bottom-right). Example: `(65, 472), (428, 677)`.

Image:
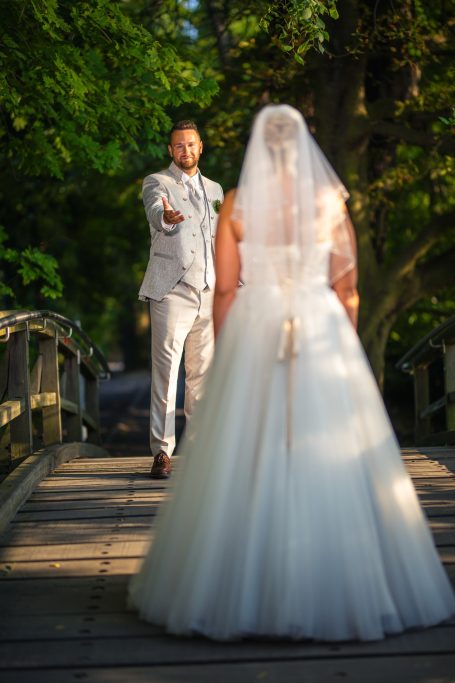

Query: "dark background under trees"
(1, 0), (454, 443)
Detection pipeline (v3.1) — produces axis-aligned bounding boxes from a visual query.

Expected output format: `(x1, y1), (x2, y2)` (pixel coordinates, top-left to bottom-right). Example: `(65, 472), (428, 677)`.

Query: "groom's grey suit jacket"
(139, 162), (224, 302)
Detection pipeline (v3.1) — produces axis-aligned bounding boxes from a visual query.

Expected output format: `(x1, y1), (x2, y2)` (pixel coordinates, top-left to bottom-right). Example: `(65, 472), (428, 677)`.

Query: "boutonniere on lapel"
(211, 199), (222, 214)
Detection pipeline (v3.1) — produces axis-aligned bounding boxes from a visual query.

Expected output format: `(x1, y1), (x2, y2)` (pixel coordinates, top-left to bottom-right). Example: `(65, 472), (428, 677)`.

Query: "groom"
(139, 120), (223, 479)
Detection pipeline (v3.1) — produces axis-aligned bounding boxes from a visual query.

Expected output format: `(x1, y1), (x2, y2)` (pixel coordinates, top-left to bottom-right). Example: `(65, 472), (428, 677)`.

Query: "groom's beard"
(176, 158), (199, 173)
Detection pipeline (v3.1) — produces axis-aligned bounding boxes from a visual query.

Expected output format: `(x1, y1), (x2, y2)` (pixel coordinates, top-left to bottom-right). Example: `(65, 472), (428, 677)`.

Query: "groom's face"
(168, 129), (203, 175)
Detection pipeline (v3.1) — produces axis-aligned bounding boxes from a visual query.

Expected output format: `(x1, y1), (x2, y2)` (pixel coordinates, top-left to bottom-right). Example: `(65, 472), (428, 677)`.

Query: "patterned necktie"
(187, 177), (201, 201)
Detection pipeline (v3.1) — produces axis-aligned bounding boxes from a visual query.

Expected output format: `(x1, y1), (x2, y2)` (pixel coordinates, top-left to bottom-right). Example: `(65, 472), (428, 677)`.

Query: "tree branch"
(388, 214), (454, 281)
(373, 121), (455, 154)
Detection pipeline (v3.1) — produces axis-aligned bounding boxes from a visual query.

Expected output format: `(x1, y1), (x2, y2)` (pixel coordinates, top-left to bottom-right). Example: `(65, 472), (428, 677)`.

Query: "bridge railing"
(397, 313), (455, 446)
(0, 310), (110, 477)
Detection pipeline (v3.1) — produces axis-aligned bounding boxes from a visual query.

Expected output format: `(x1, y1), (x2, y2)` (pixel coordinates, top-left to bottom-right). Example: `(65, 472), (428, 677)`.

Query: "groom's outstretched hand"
(162, 196), (185, 225)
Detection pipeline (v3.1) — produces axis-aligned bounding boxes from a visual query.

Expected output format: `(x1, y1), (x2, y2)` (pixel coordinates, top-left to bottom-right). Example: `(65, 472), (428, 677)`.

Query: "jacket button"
(188, 215), (192, 218)
(182, 265), (185, 270)
(191, 250), (195, 254)
(183, 197), (188, 201)
(192, 233), (196, 237)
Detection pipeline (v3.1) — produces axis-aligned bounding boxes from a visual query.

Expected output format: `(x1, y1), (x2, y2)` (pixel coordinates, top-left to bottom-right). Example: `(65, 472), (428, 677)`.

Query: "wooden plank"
(0, 540), (148, 562)
(61, 354), (82, 441)
(0, 556), (142, 578)
(28, 354), (42, 395)
(8, 330), (32, 461)
(3, 655), (455, 683)
(0, 523), (153, 546)
(420, 504), (455, 517)
(0, 576), (128, 615)
(32, 479), (159, 490)
(85, 374), (101, 444)
(31, 482), (162, 493)
(406, 471), (455, 479)
(81, 408), (97, 431)
(0, 626), (454, 670)
(416, 493), (455, 509)
(414, 365), (431, 441)
(60, 397), (79, 416)
(19, 495), (166, 512)
(419, 395), (446, 419)
(24, 488), (165, 503)
(6, 516), (155, 531)
(13, 506), (158, 522)
(0, 611), (162, 641)
(37, 458), (154, 471)
(0, 400), (23, 428)
(39, 335), (62, 446)
(30, 392), (57, 410)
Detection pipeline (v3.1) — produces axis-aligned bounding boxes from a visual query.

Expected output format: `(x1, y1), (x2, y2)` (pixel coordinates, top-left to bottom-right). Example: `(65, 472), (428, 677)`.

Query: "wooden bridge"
(0, 311), (454, 682)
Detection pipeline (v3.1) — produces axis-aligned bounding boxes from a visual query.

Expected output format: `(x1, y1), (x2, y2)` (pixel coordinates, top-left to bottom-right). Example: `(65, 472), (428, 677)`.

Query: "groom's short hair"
(170, 120), (199, 138)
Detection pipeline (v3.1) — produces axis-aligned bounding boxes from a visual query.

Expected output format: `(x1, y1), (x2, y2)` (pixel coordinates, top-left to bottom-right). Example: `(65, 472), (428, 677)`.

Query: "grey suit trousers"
(149, 282), (214, 457)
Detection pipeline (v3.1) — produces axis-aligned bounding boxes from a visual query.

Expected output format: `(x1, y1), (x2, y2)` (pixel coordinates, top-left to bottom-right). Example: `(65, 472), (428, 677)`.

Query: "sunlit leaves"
(260, 0), (338, 63)
(0, 0), (218, 179)
(0, 227), (63, 300)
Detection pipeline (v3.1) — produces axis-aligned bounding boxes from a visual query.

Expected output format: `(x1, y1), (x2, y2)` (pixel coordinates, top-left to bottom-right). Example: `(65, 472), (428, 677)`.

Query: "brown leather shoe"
(150, 452), (172, 479)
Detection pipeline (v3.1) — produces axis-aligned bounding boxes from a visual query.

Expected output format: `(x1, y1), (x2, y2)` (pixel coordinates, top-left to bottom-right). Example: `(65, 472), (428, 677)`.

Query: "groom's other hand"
(162, 196), (185, 225)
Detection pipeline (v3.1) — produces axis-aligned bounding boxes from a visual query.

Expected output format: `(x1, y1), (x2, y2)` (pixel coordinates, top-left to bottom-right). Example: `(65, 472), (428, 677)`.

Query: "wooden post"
(40, 335), (62, 445)
(63, 351), (83, 442)
(414, 364), (431, 443)
(29, 353), (43, 395)
(445, 343), (455, 431)
(85, 374), (101, 444)
(0, 345), (10, 474)
(8, 329), (33, 462)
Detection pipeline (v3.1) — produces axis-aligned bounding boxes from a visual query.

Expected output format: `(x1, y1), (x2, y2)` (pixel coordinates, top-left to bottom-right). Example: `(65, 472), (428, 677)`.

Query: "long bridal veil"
(233, 104), (356, 287)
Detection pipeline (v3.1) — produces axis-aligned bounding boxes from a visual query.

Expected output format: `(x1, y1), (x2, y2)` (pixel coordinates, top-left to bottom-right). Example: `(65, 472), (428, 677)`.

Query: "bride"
(128, 104), (455, 641)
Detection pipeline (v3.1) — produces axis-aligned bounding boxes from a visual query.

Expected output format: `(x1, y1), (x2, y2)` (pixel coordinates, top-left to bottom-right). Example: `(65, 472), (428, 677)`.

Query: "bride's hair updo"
(264, 112), (298, 150)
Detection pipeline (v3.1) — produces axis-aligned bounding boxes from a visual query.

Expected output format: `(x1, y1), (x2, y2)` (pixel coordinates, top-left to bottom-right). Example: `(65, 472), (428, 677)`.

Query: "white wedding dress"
(129, 240), (455, 641)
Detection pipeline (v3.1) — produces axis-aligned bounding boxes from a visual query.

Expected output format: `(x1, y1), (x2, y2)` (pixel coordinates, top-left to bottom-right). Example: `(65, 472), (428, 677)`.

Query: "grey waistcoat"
(181, 177), (215, 291)
(138, 163), (223, 302)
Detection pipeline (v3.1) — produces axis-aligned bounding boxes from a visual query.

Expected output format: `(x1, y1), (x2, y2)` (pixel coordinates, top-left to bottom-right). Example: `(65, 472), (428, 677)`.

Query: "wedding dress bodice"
(239, 242), (331, 291)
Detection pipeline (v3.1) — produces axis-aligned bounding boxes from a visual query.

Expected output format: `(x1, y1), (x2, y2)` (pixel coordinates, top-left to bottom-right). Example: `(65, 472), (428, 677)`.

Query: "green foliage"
(0, 226), (63, 300)
(260, 0), (338, 63)
(0, 0), (217, 178)
(0, 0), (218, 306)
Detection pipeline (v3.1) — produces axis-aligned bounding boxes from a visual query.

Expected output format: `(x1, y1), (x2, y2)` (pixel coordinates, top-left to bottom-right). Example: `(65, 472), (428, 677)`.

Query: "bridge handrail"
(0, 309), (110, 477)
(396, 313), (455, 372)
(0, 309), (110, 379)
(396, 313), (455, 446)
